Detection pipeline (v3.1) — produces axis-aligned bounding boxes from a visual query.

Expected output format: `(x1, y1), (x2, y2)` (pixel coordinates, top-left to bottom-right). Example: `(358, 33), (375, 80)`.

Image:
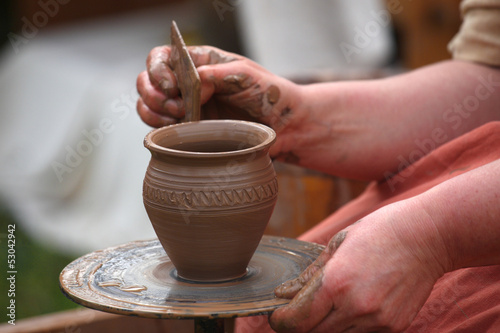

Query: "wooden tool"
(170, 20), (201, 122)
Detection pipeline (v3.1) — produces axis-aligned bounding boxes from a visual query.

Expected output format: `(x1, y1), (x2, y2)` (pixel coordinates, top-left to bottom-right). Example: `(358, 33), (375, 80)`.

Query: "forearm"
(277, 60), (500, 180)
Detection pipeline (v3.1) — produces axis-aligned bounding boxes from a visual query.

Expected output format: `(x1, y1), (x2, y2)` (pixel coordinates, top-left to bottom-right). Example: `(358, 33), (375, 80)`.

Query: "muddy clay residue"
(270, 269), (325, 332)
(223, 73), (254, 93)
(59, 237), (324, 319)
(266, 85), (280, 105)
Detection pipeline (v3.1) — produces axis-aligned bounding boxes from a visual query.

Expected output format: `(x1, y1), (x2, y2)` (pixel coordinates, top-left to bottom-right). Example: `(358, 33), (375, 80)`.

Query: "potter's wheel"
(60, 236), (324, 321)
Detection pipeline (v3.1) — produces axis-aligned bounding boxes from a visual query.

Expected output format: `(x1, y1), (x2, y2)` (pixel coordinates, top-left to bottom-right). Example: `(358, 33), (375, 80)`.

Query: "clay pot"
(143, 120), (278, 282)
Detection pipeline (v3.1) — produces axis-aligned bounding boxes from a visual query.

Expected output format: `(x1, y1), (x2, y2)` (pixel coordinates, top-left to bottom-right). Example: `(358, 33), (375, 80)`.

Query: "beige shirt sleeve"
(448, 0), (500, 66)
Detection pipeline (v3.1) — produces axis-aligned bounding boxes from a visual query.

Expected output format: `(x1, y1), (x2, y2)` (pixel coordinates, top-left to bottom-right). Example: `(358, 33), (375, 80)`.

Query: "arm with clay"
(137, 47), (500, 181)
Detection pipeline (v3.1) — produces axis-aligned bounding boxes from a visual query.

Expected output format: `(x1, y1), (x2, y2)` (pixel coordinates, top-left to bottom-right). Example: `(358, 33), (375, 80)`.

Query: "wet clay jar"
(143, 120), (278, 282)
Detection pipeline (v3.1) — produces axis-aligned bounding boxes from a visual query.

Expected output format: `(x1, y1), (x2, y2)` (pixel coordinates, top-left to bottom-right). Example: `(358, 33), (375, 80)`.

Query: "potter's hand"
(270, 200), (449, 333)
(137, 45), (296, 129)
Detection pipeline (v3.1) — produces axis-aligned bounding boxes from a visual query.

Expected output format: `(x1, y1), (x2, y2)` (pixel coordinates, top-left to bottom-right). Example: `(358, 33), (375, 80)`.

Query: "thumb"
(187, 45), (241, 67)
(187, 45), (255, 102)
(270, 268), (334, 333)
(197, 62), (256, 104)
(275, 231), (347, 299)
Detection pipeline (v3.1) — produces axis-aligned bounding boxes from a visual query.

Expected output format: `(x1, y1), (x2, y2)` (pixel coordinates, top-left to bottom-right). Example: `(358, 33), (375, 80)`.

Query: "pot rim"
(144, 119), (276, 158)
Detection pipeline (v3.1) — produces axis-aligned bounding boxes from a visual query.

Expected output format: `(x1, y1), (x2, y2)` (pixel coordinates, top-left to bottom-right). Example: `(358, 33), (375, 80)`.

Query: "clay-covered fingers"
(145, 45), (240, 97)
(137, 44), (284, 128)
(137, 70), (184, 112)
(270, 268), (335, 333)
(137, 46), (185, 127)
(136, 97), (179, 128)
(274, 248), (331, 299)
(147, 46), (179, 97)
(187, 45), (240, 66)
(274, 231), (348, 299)
(188, 47), (258, 103)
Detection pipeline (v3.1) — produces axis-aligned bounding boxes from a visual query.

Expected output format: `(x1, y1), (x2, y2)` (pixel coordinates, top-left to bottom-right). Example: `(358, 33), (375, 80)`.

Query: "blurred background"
(0, 0), (461, 330)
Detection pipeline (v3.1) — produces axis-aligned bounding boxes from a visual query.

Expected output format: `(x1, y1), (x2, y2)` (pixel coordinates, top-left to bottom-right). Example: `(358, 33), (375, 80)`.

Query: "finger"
(136, 98), (178, 128)
(275, 231), (348, 299)
(188, 45), (240, 66)
(146, 46), (179, 97)
(137, 71), (185, 118)
(270, 268), (335, 333)
(197, 63), (257, 101)
(274, 249), (331, 299)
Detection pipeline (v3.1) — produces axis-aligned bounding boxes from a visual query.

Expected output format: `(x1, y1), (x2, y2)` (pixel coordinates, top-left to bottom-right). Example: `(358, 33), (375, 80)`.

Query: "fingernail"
(160, 79), (174, 92)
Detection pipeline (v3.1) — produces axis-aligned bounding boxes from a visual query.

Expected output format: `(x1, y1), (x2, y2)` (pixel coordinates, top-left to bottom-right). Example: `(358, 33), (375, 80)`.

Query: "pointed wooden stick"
(170, 20), (201, 122)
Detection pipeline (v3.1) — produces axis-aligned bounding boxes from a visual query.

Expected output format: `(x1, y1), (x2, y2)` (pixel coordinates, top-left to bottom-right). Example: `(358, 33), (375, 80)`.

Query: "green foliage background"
(1, 207), (79, 323)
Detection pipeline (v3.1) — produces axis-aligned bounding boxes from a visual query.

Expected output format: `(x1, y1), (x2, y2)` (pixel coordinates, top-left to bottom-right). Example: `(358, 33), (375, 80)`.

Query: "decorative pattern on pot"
(143, 178), (278, 209)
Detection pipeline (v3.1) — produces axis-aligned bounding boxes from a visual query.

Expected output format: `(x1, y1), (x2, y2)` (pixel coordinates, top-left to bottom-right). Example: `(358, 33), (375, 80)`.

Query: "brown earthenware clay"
(143, 120), (278, 282)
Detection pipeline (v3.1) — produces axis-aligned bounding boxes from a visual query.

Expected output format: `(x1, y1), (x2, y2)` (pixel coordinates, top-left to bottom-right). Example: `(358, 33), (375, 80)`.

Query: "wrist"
(267, 82), (311, 159)
(266, 79), (306, 132)
(389, 198), (454, 279)
(414, 163), (500, 271)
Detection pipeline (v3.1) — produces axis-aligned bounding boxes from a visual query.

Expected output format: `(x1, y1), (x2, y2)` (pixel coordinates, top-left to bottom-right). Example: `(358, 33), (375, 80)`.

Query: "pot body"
(143, 120), (278, 282)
